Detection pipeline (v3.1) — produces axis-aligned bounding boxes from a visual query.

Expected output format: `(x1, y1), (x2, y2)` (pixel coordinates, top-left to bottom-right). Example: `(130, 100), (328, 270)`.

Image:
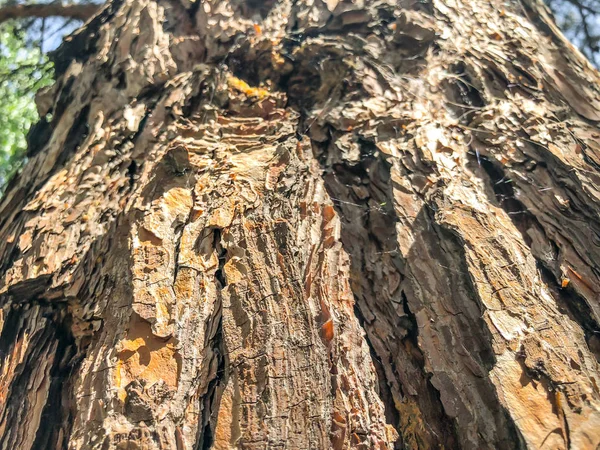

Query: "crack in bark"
(31, 311), (79, 450)
(312, 134), (458, 448)
(0, 303), (79, 450)
(352, 304), (402, 449)
(196, 228), (228, 449)
(476, 153), (600, 355)
(196, 319), (226, 450)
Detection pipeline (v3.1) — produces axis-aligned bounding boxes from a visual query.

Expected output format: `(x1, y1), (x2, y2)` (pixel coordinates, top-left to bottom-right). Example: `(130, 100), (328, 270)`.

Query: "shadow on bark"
(0, 301), (80, 450)
(471, 150), (600, 362)
(312, 133), (524, 449)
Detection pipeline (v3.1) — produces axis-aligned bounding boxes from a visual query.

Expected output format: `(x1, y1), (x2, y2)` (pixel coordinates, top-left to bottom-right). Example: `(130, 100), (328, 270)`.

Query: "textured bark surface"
(1, 0), (600, 448)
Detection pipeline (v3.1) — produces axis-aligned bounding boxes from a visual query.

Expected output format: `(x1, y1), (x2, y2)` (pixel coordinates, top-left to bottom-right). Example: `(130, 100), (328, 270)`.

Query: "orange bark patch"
(163, 187), (193, 211)
(115, 316), (181, 401)
(322, 204), (336, 223)
(227, 76), (269, 99)
(213, 385), (234, 449)
(320, 319), (335, 345)
(208, 199), (235, 228)
(223, 259), (245, 285)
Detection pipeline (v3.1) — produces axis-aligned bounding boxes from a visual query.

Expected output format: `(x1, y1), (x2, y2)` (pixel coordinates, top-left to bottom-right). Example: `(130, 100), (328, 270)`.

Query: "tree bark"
(1, 0), (600, 448)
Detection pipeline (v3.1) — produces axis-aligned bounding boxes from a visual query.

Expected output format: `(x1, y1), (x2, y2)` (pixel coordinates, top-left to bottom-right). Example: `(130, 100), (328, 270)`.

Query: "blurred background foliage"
(546, 0), (600, 66)
(0, 0), (89, 190)
(0, 20), (52, 188)
(0, 0), (598, 193)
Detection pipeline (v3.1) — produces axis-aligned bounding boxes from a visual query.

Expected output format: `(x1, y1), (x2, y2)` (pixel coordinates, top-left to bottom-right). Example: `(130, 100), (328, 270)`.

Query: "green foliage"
(0, 22), (52, 191)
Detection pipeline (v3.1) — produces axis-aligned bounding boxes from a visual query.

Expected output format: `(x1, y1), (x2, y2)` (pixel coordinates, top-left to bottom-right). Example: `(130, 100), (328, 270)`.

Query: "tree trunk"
(1, 0), (600, 448)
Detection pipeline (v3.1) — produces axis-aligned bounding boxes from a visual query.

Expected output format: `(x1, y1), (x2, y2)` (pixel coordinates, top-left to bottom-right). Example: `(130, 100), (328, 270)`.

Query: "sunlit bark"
(1, 0), (600, 448)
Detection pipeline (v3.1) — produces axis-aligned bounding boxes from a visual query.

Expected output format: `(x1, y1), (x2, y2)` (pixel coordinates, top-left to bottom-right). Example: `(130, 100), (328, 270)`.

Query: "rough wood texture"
(1, 0), (600, 448)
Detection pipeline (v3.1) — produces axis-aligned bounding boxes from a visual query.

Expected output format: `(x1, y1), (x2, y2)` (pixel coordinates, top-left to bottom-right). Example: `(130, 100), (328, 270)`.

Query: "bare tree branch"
(0, 3), (98, 25)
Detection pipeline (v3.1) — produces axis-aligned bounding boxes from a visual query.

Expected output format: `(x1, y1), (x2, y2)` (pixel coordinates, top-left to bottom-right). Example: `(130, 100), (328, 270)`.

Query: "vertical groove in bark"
(1, 0), (600, 448)
(0, 303), (78, 450)
(32, 310), (78, 450)
(312, 135), (462, 448)
(196, 230), (227, 450)
(477, 155), (600, 356)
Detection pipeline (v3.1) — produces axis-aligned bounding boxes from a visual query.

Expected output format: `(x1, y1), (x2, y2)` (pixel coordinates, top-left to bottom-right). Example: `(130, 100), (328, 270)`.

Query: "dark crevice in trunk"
(55, 105), (91, 171)
(195, 229), (229, 449)
(538, 263), (600, 361)
(353, 305), (403, 450)
(127, 160), (137, 188)
(474, 154), (535, 243)
(197, 317), (226, 450)
(448, 63), (485, 109)
(414, 206), (524, 450)
(214, 228), (228, 289)
(475, 153), (600, 352)
(0, 304), (79, 449)
(26, 116), (54, 159)
(0, 223), (23, 275)
(311, 133), (459, 449)
(0, 303), (26, 359)
(32, 312), (79, 450)
(2, 274), (53, 305)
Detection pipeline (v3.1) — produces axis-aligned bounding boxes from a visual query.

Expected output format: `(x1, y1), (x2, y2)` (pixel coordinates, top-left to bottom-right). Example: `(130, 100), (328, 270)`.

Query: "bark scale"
(1, 0), (600, 449)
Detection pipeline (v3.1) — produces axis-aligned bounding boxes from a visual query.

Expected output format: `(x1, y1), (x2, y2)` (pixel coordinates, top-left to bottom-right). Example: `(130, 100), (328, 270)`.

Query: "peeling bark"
(1, 0), (600, 449)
